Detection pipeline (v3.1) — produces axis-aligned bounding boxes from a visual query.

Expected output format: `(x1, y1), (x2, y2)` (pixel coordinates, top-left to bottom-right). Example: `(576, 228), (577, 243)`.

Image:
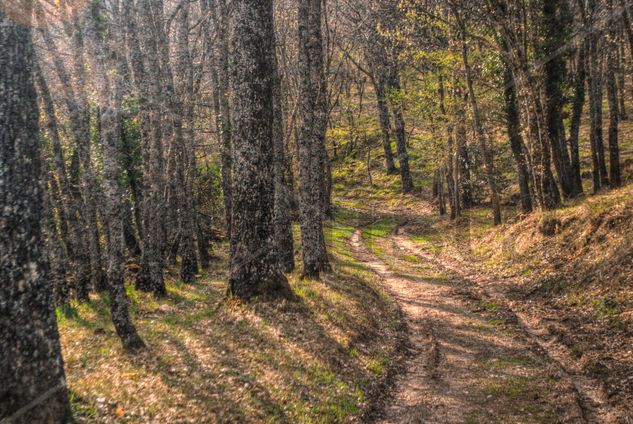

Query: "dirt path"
(351, 229), (585, 424)
(393, 232), (625, 424)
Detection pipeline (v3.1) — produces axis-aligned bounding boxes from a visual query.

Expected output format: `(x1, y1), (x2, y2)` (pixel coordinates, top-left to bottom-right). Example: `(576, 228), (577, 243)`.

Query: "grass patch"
(58, 222), (401, 423)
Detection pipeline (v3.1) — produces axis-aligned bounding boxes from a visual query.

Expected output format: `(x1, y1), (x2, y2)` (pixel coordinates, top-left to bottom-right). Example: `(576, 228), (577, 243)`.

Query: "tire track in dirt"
(393, 231), (623, 424)
(351, 229), (584, 424)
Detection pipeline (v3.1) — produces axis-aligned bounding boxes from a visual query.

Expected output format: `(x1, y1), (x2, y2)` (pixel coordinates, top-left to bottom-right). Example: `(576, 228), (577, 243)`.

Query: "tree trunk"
(588, 34), (609, 191)
(616, 37), (627, 120)
(0, 9), (72, 420)
(94, 1), (147, 352)
(541, 0), (574, 198)
(568, 43), (587, 196)
(461, 35), (502, 225)
(272, 31), (296, 273)
(228, 0), (293, 299)
(386, 68), (415, 193)
(175, 1), (198, 284)
(502, 54), (533, 213)
(606, 0), (622, 187)
(132, 0), (167, 297)
(42, 171), (70, 308)
(210, 0), (234, 238)
(455, 89), (473, 209)
(298, 0), (331, 278)
(439, 76), (459, 219)
(372, 76), (397, 174)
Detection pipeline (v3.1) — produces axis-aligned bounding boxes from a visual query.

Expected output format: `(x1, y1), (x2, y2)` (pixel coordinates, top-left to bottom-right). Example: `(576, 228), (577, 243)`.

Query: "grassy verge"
(58, 220), (403, 423)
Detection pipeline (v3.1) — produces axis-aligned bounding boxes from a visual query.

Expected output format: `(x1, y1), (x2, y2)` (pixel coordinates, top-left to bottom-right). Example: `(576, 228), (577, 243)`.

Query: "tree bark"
(228, 0), (293, 299)
(386, 68), (415, 194)
(175, 1), (199, 284)
(132, 0), (167, 297)
(568, 43), (587, 196)
(94, 1), (147, 352)
(502, 52), (533, 213)
(210, 0), (234, 238)
(298, 0), (331, 278)
(606, 0), (622, 187)
(0, 8), (72, 421)
(372, 75), (397, 174)
(540, 0), (574, 198)
(588, 34), (609, 191)
(455, 88), (473, 209)
(272, 30), (296, 273)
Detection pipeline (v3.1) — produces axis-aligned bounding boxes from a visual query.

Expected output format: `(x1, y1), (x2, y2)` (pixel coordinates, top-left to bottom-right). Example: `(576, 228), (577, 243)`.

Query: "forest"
(1, 0), (632, 422)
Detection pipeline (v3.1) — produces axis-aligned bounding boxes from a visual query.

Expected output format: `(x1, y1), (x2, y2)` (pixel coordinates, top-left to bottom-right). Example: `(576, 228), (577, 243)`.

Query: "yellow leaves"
(114, 405), (125, 418)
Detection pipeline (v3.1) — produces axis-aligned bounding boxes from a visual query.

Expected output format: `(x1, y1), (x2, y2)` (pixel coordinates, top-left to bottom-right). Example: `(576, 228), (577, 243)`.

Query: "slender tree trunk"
(606, 0), (622, 187)
(94, 1), (147, 351)
(502, 54), (533, 213)
(211, 0), (234, 237)
(0, 8), (72, 420)
(386, 68), (415, 193)
(541, 0), (574, 198)
(372, 75), (397, 174)
(175, 2), (198, 283)
(42, 171), (70, 308)
(568, 43), (587, 196)
(132, 0), (167, 296)
(461, 35), (502, 225)
(439, 76), (459, 219)
(298, 0), (331, 278)
(621, 0), (633, 63)
(272, 31), (296, 273)
(228, 0), (293, 299)
(455, 89), (473, 209)
(588, 34), (609, 191)
(616, 37), (627, 120)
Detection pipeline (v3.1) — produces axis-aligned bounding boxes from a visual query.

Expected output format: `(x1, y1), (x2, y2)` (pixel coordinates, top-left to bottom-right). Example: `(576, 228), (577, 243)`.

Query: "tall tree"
(297, 0), (331, 278)
(132, 0), (167, 297)
(93, 0), (146, 352)
(272, 26), (296, 273)
(540, 0), (575, 198)
(458, 15), (502, 225)
(174, 0), (199, 283)
(0, 5), (72, 421)
(501, 45), (533, 214)
(606, 0), (622, 187)
(228, 0), (293, 298)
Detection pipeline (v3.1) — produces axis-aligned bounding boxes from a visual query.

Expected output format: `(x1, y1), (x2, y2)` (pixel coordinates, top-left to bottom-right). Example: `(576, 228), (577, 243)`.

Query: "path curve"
(392, 231), (622, 424)
(351, 229), (585, 423)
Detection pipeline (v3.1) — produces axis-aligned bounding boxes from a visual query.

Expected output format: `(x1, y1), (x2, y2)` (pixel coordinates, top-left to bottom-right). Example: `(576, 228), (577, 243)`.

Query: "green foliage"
(196, 158), (224, 231)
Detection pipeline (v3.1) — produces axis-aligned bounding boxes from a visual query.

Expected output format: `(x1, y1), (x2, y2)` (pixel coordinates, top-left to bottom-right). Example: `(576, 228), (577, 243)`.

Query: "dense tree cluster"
(1, 0), (631, 420)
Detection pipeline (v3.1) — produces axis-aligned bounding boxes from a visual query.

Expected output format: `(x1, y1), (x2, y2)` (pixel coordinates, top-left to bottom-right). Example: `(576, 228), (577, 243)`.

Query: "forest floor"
(352, 222), (586, 423)
(57, 220), (406, 423)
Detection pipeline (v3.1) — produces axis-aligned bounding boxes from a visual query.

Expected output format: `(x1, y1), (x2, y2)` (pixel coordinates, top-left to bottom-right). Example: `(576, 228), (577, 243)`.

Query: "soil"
(350, 229), (588, 423)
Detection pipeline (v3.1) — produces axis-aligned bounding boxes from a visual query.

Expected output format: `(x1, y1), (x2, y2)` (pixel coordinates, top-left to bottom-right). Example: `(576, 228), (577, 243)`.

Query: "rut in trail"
(351, 229), (584, 424)
(393, 232), (625, 424)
